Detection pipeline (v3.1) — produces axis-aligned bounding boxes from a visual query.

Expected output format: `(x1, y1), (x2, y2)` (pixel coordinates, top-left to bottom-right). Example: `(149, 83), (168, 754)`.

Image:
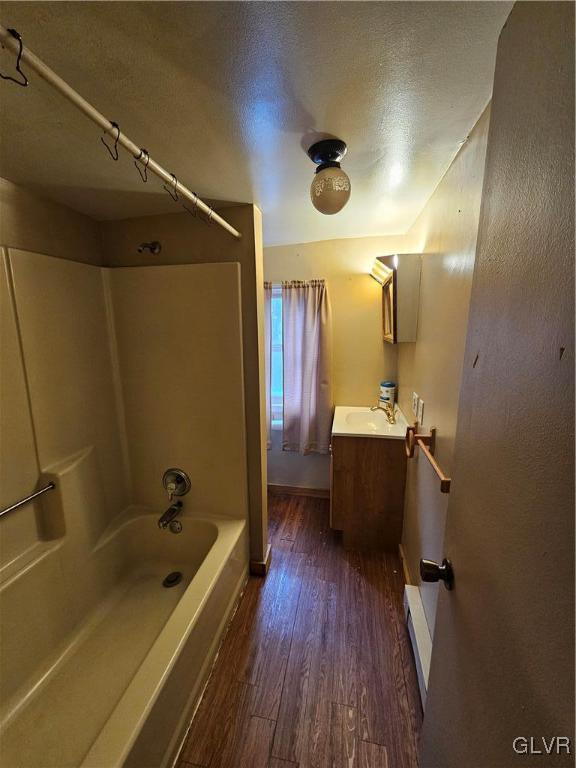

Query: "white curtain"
(282, 280), (333, 454)
(264, 281), (272, 450)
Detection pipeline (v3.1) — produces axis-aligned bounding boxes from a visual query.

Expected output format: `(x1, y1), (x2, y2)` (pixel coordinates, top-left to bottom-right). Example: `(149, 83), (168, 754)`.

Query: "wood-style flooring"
(177, 494), (422, 768)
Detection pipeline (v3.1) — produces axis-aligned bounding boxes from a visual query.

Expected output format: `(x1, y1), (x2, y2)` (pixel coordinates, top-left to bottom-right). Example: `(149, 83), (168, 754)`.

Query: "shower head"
(137, 241), (162, 255)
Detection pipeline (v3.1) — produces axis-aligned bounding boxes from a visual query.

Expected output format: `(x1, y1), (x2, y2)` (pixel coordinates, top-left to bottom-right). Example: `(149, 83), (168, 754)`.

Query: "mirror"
(371, 254), (422, 344)
(382, 271), (396, 343)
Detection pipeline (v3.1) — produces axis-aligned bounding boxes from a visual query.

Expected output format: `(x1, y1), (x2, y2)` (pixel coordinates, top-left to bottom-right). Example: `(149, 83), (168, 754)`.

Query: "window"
(270, 285), (283, 428)
(265, 279), (332, 452)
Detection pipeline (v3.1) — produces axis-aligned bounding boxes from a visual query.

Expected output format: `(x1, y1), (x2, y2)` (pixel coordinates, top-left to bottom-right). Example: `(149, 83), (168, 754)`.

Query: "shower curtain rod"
(0, 25), (242, 240)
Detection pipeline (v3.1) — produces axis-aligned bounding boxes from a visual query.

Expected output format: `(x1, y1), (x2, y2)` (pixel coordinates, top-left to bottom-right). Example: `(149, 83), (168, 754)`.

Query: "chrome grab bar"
(0, 482), (56, 518)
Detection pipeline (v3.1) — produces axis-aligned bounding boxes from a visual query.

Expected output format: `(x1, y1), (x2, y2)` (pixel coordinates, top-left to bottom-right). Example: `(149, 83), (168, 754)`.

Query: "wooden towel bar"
(405, 425), (451, 494)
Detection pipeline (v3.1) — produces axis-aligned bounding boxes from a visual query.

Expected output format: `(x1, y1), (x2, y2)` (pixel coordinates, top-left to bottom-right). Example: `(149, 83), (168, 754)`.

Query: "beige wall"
(108, 263), (248, 519)
(264, 234), (404, 488)
(399, 106), (491, 631)
(265, 236), (404, 404)
(0, 177), (103, 266)
(421, 3), (574, 763)
(100, 205), (268, 563)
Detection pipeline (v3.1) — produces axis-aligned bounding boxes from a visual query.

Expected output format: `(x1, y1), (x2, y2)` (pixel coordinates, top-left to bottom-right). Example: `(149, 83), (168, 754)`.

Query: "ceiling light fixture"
(307, 138), (351, 215)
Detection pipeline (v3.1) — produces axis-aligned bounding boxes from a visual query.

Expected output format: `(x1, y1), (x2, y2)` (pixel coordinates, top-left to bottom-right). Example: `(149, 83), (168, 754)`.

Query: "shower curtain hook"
(101, 121), (120, 161)
(182, 192), (200, 218)
(198, 203), (214, 226)
(163, 173), (179, 202)
(182, 195), (214, 227)
(134, 148), (150, 182)
(182, 204), (197, 218)
(0, 28), (29, 87)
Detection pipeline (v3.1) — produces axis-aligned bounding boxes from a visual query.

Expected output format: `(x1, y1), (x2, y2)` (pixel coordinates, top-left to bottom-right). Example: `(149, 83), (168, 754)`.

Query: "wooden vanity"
(330, 406), (408, 550)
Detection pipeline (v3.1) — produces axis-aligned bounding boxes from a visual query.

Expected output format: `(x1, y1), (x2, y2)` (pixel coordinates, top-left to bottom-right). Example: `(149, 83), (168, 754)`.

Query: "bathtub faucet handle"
(162, 468), (191, 503)
(166, 480), (177, 502)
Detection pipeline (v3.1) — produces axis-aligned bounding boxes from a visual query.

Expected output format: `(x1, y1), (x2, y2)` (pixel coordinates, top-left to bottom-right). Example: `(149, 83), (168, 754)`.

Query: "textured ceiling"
(0, 2), (512, 245)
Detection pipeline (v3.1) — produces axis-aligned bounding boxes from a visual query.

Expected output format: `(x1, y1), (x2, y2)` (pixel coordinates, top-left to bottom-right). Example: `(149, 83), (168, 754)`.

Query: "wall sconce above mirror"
(370, 254), (422, 344)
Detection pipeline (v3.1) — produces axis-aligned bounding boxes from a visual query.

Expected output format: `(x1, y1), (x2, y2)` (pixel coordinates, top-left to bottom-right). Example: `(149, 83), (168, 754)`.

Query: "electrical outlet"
(417, 397), (424, 425)
(412, 392), (419, 415)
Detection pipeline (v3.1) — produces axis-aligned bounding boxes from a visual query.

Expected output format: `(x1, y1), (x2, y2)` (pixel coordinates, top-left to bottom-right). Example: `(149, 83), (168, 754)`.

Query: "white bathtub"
(0, 508), (248, 768)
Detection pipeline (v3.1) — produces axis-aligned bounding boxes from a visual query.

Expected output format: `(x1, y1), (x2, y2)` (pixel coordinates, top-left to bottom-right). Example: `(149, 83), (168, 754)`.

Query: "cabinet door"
(330, 435), (407, 550)
(329, 447), (335, 527)
(330, 437), (353, 531)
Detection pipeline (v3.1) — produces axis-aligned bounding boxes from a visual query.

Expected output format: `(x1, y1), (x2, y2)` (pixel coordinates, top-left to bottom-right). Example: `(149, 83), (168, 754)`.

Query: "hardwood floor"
(177, 494), (422, 768)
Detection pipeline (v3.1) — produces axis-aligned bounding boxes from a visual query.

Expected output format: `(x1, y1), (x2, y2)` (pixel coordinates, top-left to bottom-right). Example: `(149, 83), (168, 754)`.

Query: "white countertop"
(331, 405), (409, 440)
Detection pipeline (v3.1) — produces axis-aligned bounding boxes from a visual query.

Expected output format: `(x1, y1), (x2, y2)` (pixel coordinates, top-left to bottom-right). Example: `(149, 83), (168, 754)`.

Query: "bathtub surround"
(0, 250), (42, 565)
(10, 251), (130, 536)
(0, 183), (267, 565)
(99, 205), (269, 568)
(108, 263), (248, 517)
(0, 247), (249, 767)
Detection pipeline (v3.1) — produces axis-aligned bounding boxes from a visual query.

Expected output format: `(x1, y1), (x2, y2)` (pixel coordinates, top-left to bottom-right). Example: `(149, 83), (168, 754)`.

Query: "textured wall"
(0, 178), (103, 265)
(0, 3), (511, 244)
(421, 2), (574, 764)
(398, 106), (491, 631)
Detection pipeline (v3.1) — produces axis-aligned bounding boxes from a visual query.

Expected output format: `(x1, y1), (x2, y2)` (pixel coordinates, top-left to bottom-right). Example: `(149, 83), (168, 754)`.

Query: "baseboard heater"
(403, 585), (432, 708)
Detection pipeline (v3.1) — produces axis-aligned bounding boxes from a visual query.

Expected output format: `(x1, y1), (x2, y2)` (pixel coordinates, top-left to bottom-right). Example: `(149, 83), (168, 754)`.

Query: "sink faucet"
(158, 500), (183, 529)
(370, 402), (396, 424)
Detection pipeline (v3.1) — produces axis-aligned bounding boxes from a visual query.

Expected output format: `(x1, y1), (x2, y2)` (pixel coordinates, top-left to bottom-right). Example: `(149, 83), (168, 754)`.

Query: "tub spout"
(158, 500), (183, 529)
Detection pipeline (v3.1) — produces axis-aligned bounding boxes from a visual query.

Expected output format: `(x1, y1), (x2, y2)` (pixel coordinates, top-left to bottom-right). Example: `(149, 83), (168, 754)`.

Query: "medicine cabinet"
(370, 254), (421, 344)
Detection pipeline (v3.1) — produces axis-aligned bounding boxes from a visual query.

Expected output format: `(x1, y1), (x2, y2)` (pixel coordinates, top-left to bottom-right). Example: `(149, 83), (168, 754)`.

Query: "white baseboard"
(404, 585), (432, 708)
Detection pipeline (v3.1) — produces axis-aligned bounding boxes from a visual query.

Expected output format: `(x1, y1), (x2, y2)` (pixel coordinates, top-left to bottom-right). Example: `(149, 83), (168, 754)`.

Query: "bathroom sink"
(345, 410), (390, 431)
(331, 406), (409, 439)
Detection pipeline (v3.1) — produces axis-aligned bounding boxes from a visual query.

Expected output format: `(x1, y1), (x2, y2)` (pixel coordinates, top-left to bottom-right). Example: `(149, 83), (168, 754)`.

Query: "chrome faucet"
(370, 402), (397, 424)
(158, 500), (183, 529)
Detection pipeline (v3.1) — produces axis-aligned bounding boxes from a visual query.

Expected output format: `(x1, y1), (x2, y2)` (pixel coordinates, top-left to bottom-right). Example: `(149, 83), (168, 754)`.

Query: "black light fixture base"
(307, 139), (347, 172)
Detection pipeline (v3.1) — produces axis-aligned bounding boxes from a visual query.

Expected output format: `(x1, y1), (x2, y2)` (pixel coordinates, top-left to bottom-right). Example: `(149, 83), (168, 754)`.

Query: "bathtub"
(0, 508), (248, 768)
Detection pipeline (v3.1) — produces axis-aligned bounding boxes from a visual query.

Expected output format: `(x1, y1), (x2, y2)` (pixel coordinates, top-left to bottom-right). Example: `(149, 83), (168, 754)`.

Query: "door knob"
(420, 558), (454, 590)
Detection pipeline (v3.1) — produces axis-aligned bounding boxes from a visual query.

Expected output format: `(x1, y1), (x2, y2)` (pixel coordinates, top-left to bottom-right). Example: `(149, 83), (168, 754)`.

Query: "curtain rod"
(0, 25), (242, 240)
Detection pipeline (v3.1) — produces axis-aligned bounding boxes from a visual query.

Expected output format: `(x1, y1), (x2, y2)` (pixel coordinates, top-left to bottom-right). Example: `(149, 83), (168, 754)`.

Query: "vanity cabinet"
(330, 434), (407, 550)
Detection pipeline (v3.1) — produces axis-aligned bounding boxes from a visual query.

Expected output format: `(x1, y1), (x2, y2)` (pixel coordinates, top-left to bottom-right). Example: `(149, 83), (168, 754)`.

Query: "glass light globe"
(310, 166), (351, 215)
